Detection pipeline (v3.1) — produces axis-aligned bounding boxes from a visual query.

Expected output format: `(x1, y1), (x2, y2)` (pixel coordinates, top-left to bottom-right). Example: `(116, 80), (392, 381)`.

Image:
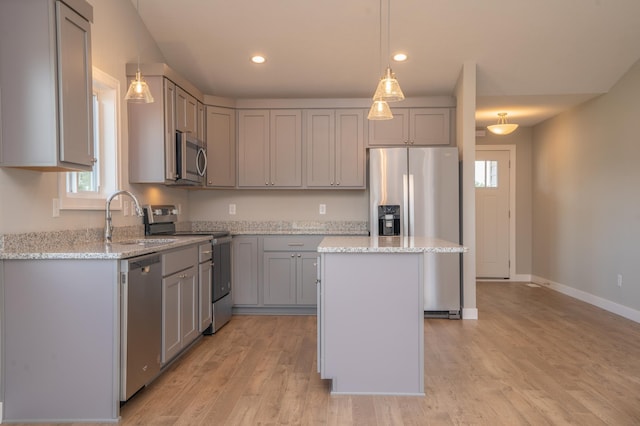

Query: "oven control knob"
(171, 209), (178, 215)
(153, 209), (163, 215)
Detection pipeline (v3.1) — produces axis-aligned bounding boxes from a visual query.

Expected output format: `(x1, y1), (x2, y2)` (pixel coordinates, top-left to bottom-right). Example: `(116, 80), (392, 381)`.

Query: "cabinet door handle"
(288, 243), (304, 246)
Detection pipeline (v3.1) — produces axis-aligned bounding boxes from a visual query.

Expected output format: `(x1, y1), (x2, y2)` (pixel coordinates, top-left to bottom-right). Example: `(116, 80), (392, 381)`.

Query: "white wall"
(456, 62), (478, 319)
(188, 189), (368, 222)
(532, 59), (640, 318)
(0, 0), (189, 235)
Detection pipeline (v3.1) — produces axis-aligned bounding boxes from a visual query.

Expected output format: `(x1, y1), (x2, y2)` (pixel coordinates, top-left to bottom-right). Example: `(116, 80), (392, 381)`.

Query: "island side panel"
(2, 259), (119, 422)
(320, 252), (424, 395)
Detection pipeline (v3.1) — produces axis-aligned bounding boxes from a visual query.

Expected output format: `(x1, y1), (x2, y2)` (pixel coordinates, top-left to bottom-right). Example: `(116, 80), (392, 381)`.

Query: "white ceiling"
(133, 0), (640, 128)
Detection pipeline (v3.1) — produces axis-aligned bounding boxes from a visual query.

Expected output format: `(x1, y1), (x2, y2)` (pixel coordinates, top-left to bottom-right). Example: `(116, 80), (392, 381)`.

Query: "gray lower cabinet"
(198, 242), (213, 332)
(0, 0), (94, 170)
(232, 235), (322, 312)
(263, 251), (319, 305)
(232, 236), (259, 305)
(161, 245), (199, 364)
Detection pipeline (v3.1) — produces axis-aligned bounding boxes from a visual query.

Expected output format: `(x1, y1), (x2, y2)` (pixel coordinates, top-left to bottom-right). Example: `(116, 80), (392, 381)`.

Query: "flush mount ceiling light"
(368, 0), (405, 120)
(487, 112), (519, 135)
(393, 52), (408, 62)
(125, 0), (154, 103)
(251, 55), (266, 64)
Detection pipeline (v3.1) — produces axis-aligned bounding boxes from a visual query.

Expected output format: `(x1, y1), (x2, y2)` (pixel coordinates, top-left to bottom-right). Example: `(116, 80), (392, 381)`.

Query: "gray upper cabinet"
(368, 107), (451, 146)
(0, 0), (94, 171)
(205, 106), (236, 187)
(305, 109), (365, 189)
(197, 101), (205, 142)
(237, 109), (302, 188)
(176, 87), (198, 136)
(129, 76), (177, 183)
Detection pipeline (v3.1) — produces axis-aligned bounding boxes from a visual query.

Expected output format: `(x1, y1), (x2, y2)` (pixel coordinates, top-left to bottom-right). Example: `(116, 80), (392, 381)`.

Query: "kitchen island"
(316, 236), (466, 395)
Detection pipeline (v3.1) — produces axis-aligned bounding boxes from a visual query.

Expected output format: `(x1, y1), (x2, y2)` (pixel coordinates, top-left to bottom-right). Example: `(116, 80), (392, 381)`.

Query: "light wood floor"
(22, 282), (640, 425)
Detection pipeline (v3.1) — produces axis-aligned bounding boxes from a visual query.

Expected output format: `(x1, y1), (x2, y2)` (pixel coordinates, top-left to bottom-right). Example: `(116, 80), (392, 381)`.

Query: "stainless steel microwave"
(175, 131), (206, 185)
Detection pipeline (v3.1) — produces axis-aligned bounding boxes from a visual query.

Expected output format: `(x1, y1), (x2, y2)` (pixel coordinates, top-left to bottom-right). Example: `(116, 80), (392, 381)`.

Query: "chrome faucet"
(105, 190), (144, 243)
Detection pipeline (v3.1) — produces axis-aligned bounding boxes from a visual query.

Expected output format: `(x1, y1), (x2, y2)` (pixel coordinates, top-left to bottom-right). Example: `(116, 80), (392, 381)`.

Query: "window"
(475, 160), (498, 188)
(58, 67), (121, 210)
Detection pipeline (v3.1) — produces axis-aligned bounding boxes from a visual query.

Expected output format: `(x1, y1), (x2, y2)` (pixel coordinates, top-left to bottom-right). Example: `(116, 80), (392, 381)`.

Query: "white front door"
(475, 149), (510, 278)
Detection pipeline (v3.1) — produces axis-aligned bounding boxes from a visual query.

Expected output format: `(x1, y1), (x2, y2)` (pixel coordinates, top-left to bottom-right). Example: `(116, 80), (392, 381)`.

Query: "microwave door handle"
(197, 147), (207, 177)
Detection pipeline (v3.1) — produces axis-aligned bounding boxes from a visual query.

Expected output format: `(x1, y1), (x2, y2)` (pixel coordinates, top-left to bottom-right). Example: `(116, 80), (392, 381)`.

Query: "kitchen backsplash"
(0, 220), (369, 253)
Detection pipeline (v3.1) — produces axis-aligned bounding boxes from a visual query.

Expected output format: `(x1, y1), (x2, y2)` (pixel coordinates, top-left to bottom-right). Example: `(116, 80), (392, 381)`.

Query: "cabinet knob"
(297, 254), (301, 257)
(291, 254), (295, 258)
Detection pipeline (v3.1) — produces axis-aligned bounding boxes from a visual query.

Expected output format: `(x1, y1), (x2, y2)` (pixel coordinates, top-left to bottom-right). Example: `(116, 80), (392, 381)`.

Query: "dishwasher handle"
(128, 254), (161, 272)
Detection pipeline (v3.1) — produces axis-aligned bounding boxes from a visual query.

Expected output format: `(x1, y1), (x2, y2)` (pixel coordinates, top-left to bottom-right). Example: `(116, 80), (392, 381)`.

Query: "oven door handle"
(196, 147), (207, 177)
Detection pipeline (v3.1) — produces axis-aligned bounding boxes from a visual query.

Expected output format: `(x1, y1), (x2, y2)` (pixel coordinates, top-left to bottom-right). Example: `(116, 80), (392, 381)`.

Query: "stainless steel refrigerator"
(369, 147), (461, 318)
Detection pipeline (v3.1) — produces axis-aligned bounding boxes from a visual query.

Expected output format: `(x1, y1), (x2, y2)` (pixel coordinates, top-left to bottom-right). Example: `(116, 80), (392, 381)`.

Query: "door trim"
(476, 145), (517, 280)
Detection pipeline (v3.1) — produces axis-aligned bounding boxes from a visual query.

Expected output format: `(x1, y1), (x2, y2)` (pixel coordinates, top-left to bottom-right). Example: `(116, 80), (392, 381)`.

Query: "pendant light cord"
(136, 0), (141, 72)
(378, 0), (383, 75)
(386, 0), (391, 68)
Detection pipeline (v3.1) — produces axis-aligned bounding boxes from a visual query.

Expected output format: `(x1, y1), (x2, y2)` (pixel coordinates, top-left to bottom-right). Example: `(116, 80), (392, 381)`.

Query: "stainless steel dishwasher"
(120, 253), (162, 401)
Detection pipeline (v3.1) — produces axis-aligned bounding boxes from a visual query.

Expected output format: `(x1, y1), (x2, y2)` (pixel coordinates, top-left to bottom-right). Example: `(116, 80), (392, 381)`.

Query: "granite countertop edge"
(317, 236), (468, 254)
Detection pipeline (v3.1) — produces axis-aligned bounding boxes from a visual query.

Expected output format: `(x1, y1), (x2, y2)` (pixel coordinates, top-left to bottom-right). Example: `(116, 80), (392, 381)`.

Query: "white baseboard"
(476, 274), (532, 282)
(532, 275), (640, 324)
(462, 308), (478, 320)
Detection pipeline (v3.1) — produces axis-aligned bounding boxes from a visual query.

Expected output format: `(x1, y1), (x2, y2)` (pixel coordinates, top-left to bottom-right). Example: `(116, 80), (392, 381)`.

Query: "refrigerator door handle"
(407, 173), (414, 237)
(403, 173), (411, 237)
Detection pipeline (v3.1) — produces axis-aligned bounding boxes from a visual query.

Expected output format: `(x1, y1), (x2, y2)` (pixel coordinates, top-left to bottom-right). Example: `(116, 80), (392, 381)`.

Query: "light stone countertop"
(0, 235), (212, 260)
(0, 220), (370, 260)
(317, 236), (467, 253)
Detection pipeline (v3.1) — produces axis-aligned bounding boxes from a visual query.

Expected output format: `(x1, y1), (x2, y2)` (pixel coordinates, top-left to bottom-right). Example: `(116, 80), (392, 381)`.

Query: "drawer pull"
(288, 243), (305, 246)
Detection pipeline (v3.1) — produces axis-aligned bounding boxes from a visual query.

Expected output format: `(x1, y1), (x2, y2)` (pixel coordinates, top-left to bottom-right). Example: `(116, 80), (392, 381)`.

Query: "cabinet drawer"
(198, 242), (213, 262)
(262, 236), (323, 252)
(162, 246), (198, 276)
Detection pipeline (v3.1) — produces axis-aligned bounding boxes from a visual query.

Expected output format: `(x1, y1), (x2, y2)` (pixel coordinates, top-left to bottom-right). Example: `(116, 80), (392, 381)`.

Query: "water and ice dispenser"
(377, 205), (400, 236)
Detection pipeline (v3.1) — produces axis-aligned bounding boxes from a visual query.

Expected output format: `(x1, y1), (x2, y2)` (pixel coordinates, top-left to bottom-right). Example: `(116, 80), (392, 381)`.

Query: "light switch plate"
(319, 204), (326, 215)
(229, 204), (236, 215)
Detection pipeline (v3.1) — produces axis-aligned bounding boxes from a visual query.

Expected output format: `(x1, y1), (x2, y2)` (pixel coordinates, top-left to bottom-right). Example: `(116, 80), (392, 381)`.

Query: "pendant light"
(125, 0), (154, 103)
(487, 112), (519, 135)
(368, 0), (395, 120)
(373, 0), (404, 102)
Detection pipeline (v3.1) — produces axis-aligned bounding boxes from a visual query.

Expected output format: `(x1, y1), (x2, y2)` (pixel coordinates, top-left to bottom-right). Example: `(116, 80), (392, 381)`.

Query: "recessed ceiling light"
(251, 55), (266, 64)
(393, 53), (408, 62)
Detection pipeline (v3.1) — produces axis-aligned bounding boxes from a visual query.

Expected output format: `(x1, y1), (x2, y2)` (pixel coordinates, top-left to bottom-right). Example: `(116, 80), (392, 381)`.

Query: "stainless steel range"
(143, 205), (232, 333)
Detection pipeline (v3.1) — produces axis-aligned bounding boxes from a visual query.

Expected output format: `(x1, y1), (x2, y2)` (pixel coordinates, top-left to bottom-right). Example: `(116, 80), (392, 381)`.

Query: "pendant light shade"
(368, 0), (404, 120)
(125, 0), (154, 104)
(368, 100), (394, 120)
(373, 66), (405, 102)
(125, 70), (154, 103)
(487, 112), (518, 135)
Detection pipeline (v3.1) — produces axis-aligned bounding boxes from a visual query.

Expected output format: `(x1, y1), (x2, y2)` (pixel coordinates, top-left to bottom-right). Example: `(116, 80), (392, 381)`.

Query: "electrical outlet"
(177, 204), (182, 215)
(123, 200), (129, 217)
(229, 204), (236, 215)
(319, 204), (326, 215)
(617, 274), (623, 287)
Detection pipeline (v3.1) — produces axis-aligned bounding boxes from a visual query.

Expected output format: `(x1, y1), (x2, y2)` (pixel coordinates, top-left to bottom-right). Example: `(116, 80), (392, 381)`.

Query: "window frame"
(58, 67), (122, 211)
